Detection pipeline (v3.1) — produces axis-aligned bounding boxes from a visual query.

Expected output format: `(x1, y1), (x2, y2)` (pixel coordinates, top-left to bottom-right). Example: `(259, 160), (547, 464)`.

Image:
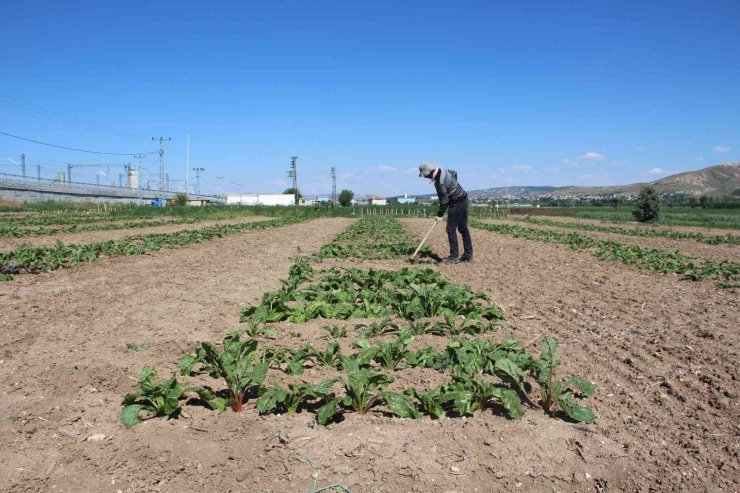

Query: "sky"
(1, 0), (738, 197)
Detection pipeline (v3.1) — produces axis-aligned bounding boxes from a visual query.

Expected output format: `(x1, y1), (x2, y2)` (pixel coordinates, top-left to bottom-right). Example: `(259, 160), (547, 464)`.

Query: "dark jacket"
(434, 169), (467, 217)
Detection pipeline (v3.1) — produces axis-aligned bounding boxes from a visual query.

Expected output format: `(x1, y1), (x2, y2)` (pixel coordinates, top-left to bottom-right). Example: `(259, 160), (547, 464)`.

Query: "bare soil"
(481, 218), (740, 262)
(0, 217), (737, 492)
(0, 216), (271, 251)
(511, 213), (740, 237)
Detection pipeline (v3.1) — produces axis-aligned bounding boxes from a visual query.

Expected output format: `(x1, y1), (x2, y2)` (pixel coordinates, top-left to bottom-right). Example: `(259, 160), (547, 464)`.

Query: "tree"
(174, 193), (188, 206)
(632, 186), (660, 222)
(283, 188), (301, 204)
(688, 196), (699, 208)
(338, 189), (354, 207)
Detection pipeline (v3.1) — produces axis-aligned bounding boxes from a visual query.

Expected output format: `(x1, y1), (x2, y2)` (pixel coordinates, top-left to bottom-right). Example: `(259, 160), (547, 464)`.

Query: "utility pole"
(192, 167), (205, 195)
(21, 154), (26, 178)
(36, 164), (40, 180)
(331, 166), (337, 204)
(152, 136), (171, 192)
(186, 134), (190, 200)
(287, 156), (298, 205)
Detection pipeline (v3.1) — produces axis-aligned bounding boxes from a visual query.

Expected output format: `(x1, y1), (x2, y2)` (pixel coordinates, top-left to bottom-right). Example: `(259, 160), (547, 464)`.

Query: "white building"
(370, 195), (387, 206)
(226, 193), (295, 206)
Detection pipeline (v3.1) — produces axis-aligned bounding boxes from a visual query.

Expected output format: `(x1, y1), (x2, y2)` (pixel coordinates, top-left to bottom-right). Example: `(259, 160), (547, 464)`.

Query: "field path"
(0, 215), (272, 251)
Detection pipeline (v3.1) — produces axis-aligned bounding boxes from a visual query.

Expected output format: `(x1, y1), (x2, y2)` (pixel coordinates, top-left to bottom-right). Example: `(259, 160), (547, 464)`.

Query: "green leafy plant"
(324, 324), (349, 338)
(336, 358), (394, 415)
(531, 339), (596, 423)
(309, 342), (344, 368)
(403, 386), (458, 419)
(180, 335), (268, 412)
(356, 331), (415, 370)
(120, 366), (214, 428)
(256, 379), (337, 415)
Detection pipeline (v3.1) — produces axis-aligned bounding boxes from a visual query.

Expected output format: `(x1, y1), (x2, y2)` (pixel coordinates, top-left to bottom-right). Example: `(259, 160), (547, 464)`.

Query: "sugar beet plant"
(470, 220), (739, 283)
(319, 217), (431, 260)
(179, 335), (268, 412)
(0, 217), (305, 279)
(120, 218), (598, 430)
(241, 266), (504, 324)
(120, 366), (216, 429)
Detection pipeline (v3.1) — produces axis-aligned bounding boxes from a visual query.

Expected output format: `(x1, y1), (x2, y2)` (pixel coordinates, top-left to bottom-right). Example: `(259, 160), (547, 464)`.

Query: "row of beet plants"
(471, 220), (739, 283)
(318, 216), (432, 260)
(122, 246), (596, 428)
(0, 216), (304, 280)
(123, 327), (595, 428)
(513, 216), (740, 245)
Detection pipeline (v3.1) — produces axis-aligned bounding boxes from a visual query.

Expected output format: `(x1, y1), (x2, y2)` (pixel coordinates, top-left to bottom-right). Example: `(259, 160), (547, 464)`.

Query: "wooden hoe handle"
(410, 220), (438, 259)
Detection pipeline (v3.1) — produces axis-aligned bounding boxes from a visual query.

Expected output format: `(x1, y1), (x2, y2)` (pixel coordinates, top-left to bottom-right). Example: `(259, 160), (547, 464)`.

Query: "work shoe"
(441, 255), (460, 265)
(460, 255), (474, 262)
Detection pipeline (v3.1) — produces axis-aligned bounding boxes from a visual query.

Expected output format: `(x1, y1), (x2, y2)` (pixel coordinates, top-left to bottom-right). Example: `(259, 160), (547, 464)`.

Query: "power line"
(0, 92), (149, 140)
(0, 130), (157, 156)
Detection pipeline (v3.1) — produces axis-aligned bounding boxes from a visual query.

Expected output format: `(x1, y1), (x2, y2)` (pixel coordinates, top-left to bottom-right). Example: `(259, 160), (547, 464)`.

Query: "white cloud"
(375, 165), (397, 171)
(685, 156), (704, 162)
(713, 146), (731, 153)
(649, 168), (669, 175)
(510, 164), (532, 171)
(582, 152), (605, 161)
(561, 158), (579, 166)
(544, 167), (560, 173)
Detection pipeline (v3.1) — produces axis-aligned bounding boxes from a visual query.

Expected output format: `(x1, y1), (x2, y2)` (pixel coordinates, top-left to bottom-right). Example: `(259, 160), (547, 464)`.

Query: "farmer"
(419, 163), (473, 264)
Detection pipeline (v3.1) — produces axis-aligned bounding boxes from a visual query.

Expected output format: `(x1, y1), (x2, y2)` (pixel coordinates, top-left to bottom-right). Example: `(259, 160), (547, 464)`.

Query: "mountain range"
(463, 162), (740, 199)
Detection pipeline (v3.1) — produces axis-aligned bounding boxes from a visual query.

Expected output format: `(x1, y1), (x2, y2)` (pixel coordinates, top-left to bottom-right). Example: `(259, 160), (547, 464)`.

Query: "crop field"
(0, 209), (738, 492)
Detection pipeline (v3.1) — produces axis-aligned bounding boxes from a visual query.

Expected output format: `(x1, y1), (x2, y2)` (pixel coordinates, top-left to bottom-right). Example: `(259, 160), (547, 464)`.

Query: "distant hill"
(462, 162), (740, 199)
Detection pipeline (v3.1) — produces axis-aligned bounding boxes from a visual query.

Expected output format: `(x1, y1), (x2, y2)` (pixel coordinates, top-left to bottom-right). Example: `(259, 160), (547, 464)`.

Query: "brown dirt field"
(511, 214), (740, 237)
(480, 219), (740, 262)
(404, 218), (739, 492)
(0, 216), (272, 251)
(1, 217), (737, 493)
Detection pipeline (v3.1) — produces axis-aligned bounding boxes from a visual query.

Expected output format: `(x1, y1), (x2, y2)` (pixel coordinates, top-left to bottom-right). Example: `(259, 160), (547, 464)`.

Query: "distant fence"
(0, 173), (223, 204)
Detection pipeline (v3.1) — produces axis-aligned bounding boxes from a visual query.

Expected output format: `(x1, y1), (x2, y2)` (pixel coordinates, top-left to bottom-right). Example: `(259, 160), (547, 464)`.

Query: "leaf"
(256, 384), (286, 414)
(121, 404), (148, 429)
(286, 359), (305, 375)
(382, 392), (421, 419)
(567, 376), (596, 397)
(316, 398), (340, 425)
(493, 357), (524, 386)
(139, 366), (158, 393)
(490, 387), (525, 419)
(558, 391), (596, 423)
(179, 354), (198, 376)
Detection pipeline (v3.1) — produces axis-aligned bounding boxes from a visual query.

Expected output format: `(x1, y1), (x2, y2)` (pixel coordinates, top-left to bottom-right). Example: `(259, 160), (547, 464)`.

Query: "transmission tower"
(331, 166), (337, 204)
(287, 156), (298, 204)
(152, 137), (171, 192)
(193, 167), (205, 195)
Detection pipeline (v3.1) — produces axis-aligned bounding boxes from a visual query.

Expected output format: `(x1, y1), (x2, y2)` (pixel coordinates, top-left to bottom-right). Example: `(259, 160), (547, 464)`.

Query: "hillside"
(462, 162), (740, 199)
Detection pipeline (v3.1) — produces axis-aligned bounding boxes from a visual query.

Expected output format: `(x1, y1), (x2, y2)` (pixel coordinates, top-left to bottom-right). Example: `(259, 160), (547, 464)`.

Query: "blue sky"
(1, 0), (738, 197)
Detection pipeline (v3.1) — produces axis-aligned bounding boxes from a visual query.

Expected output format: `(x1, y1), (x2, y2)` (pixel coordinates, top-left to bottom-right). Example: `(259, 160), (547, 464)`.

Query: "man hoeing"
(419, 163), (473, 264)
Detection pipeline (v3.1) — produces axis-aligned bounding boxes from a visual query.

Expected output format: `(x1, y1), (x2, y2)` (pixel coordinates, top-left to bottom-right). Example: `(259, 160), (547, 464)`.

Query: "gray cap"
(419, 163), (435, 178)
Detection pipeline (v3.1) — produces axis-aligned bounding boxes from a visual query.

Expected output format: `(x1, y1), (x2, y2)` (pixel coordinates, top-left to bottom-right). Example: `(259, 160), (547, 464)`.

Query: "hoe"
(409, 220), (438, 261)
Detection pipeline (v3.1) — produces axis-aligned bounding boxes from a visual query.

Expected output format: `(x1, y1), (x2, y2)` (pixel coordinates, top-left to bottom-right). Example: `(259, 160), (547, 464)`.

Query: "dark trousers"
(446, 199), (473, 258)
